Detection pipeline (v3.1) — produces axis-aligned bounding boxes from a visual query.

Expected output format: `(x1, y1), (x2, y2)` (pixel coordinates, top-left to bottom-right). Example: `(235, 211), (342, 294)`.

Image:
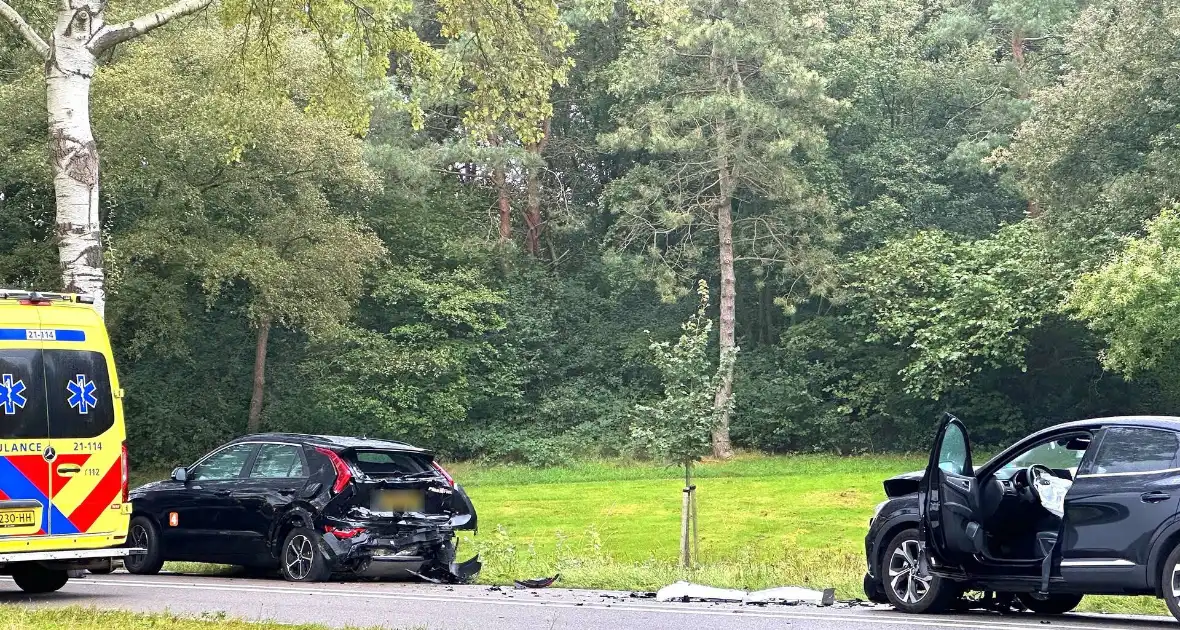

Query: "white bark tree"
(1, 0), (211, 316)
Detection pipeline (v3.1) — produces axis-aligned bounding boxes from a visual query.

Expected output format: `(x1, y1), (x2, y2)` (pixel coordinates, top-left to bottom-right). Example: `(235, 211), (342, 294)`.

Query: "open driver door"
(918, 413), (982, 576)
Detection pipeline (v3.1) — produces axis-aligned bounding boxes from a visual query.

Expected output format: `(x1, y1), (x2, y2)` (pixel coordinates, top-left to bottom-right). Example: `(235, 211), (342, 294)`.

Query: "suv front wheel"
(881, 528), (958, 613)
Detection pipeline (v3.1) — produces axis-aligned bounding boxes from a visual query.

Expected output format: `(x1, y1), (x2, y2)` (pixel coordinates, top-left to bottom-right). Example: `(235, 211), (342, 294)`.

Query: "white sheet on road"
(655, 581), (835, 605)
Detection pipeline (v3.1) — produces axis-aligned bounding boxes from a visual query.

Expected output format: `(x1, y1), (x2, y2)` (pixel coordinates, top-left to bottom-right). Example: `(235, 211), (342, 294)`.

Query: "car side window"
(1091, 428), (1180, 475)
(190, 444), (256, 481)
(939, 423), (969, 475)
(249, 444), (307, 479)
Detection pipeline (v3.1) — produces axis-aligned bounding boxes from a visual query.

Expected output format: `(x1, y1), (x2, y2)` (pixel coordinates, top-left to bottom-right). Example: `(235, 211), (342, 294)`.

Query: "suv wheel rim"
(888, 539), (931, 604)
(1172, 563), (1180, 599)
(127, 523), (149, 568)
(285, 534), (314, 580)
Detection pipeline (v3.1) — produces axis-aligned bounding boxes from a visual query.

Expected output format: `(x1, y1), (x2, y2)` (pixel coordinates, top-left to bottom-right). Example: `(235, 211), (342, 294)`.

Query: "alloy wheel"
(888, 539), (932, 604)
(126, 523), (150, 569)
(1171, 562), (1180, 600)
(285, 534), (314, 580)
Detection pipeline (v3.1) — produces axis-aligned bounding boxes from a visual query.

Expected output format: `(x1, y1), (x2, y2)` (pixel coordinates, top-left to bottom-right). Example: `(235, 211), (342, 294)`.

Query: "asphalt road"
(1, 572), (1176, 630)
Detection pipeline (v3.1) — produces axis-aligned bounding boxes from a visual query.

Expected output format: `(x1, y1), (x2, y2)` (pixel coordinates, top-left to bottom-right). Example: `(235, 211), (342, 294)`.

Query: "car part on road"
(746, 586), (835, 606)
(514, 574), (559, 589)
(654, 581), (835, 606)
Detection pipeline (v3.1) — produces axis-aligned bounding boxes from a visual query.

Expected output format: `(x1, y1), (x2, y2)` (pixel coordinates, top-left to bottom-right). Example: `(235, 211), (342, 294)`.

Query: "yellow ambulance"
(0, 290), (134, 593)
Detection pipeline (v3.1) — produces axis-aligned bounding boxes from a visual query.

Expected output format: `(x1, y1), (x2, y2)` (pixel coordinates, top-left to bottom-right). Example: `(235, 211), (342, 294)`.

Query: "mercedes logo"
(42, 446), (56, 462)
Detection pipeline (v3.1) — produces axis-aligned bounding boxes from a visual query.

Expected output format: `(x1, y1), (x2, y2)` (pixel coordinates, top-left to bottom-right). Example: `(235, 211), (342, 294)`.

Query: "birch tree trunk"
(1, 0), (212, 318)
(48, 1), (105, 315)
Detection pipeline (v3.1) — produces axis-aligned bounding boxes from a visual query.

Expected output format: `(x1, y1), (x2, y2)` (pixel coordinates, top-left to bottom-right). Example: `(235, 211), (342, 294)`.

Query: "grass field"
(0, 606), (390, 629)
(137, 454), (1169, 616)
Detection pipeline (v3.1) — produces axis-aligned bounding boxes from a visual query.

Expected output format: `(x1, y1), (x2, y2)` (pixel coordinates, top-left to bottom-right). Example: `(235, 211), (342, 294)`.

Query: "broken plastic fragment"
(655, 581), (835, 606)
(655, 582), (747, 602)
(746, 586), (835, 606)
(514, 574), (560, 589)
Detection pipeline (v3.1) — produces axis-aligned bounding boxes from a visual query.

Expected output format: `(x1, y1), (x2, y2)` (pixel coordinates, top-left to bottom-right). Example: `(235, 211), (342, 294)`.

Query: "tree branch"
(0, 0), (49, 59)
(87, 0), (212, 54)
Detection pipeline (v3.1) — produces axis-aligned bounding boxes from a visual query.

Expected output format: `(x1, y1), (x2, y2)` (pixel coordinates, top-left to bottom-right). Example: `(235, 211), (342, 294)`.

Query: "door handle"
(1141, 491), (1171, 504)
(214, 490), (231, 497)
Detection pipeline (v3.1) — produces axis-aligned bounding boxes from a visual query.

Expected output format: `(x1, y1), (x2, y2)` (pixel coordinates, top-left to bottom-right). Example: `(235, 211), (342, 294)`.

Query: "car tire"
(1160, 543), (1180, 622)
(1017, 592), (1083, 615)
(12, 564), (69, 594)
(881, 528), (958, 613)
(279, 527), (331, 582)
(124, 516), (165, 575)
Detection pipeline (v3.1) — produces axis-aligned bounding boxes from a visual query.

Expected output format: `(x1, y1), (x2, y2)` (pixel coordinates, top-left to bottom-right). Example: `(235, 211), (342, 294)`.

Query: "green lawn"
(137, 454), (1169, 616)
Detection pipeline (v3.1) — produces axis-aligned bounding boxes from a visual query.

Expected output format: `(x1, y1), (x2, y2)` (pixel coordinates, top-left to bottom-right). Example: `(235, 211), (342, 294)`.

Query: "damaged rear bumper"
(318, 520), (480, 583)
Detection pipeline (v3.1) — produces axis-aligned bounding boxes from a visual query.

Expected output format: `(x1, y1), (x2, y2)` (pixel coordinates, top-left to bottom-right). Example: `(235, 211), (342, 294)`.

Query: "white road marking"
(26, 576), (1162, 630)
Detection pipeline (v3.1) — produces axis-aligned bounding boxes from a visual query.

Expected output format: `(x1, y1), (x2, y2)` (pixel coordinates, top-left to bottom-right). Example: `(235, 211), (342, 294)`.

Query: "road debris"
(514, 574), (560, 589)
(655, 581), (835, 606)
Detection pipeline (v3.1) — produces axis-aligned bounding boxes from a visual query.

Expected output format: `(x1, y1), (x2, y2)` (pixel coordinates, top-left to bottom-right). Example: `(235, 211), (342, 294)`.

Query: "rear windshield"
(0, 349), (114, 439)
(348, 450), (431, 476)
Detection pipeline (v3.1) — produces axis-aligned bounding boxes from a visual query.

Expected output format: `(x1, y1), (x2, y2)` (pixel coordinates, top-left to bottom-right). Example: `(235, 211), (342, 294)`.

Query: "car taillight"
(120, 441), (129, 503)
(315, 447), (353, 494)
(324, 525), (365, 539)
(431, 460), (455, 487)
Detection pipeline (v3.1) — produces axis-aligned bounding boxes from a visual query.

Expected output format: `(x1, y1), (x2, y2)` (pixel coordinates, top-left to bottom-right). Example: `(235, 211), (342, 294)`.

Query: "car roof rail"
(0, 289), (95, 304)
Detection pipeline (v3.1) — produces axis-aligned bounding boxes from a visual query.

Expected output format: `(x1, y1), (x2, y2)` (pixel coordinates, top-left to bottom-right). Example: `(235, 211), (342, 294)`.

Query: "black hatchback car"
(864, 414), (1180, 621)
(124, 433), (479, 582)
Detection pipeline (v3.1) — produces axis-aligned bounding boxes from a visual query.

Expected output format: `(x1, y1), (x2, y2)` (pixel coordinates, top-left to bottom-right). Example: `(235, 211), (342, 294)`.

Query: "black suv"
(124, 434), (479, 582)
(864, 414), (1180, 621)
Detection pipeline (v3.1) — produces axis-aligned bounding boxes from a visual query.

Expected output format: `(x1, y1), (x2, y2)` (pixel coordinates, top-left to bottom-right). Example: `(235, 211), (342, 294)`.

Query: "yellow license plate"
(0, 509), (36, 528)
(373, 490), (424, 513)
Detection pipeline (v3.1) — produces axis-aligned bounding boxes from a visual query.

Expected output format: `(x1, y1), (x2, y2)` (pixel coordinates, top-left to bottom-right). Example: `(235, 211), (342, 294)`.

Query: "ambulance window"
(0, 350), (48, 439)
(44, 350), (114, 439)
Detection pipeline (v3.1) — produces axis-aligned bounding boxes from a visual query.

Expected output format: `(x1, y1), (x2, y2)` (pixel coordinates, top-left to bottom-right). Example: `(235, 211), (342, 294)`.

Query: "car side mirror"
(171, 467), (188, 482)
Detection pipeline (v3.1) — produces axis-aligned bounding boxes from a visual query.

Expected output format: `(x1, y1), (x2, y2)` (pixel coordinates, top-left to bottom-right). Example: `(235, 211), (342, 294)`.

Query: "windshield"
(995, 436), (1089, 479)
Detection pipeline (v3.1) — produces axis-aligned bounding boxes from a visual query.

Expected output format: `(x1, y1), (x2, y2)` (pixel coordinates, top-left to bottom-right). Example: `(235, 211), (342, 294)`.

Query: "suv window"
(45, 350), (114, 439)
(250, 444), (307, 479)
(191, 444), (256, 481)
(0, 350), (47, 439)
(1092, 428), (1180, 475)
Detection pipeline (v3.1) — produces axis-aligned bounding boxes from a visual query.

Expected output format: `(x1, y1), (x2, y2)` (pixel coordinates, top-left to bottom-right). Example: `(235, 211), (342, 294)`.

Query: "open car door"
(918, 413), (981, 574)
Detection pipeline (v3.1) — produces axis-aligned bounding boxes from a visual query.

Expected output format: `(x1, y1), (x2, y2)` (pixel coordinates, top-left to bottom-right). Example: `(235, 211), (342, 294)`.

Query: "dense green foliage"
(3, 0), (1179, 467)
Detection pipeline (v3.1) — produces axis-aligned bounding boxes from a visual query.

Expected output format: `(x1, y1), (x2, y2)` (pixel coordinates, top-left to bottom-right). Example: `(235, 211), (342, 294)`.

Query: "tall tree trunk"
(495, 165), (511, 245)
(247, 316), (272, 434)
(524, 170), (541, 256)
(523, 118), (551, 257)
(0, 0), (212, 318)
(48, 2), (105, 316)
(712, 151), (737, 459)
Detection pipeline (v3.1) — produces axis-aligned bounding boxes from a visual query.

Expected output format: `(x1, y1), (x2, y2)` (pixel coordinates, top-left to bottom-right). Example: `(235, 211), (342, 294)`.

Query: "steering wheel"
(1026, 464), (1055, 504)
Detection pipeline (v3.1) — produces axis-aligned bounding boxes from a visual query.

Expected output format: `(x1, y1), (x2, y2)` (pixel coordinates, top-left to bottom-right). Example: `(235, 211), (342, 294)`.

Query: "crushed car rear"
(313, 443), (480, 582)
